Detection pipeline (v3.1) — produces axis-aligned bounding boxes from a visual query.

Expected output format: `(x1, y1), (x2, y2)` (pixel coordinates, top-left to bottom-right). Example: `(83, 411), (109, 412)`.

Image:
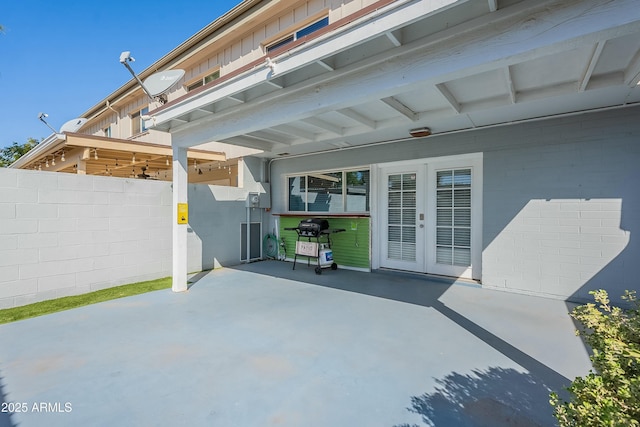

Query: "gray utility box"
(245, 183), (271, 208)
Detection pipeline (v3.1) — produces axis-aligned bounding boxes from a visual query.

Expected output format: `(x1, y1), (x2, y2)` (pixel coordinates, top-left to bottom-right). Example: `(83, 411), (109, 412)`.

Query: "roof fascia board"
(9, 133), (64, 169)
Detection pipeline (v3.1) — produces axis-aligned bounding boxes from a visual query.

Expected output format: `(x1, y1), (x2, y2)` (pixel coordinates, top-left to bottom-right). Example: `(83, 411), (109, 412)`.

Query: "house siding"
(269, 106), (640, 304)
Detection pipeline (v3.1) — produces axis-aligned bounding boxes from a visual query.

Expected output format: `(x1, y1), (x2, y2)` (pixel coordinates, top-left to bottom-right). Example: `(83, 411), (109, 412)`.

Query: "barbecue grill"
(285, 218), (345, 274)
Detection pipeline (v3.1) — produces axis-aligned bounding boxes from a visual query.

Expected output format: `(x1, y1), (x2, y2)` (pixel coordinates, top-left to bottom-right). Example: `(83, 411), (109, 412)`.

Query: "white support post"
(172, 145), (189, 292)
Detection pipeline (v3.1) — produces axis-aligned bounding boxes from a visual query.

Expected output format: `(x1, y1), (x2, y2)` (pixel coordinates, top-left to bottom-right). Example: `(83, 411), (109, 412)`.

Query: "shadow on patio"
(231, 260), (576, 426)
(393, 367), (553, 427)
(0, 371), (16, 427)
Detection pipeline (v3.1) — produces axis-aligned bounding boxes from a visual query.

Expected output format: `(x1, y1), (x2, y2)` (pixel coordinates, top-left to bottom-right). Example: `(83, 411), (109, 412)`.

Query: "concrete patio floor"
(0, 260), (592, 427)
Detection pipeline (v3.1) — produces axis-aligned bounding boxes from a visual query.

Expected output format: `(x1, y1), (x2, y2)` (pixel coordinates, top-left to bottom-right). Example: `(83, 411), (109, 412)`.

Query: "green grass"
(0, 277), (172, 325)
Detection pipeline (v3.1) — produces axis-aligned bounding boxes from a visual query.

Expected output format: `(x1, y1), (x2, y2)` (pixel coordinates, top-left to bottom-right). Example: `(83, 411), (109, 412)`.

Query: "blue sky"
(0, 0), (243, 149)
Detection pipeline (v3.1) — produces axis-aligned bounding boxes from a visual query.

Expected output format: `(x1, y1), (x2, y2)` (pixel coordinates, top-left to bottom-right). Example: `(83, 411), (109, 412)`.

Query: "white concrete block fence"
(0, 168), (250, 308)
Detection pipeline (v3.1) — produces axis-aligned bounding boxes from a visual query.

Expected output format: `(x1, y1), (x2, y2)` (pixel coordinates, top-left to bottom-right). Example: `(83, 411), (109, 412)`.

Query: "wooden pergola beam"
(64, 133), (226, 161)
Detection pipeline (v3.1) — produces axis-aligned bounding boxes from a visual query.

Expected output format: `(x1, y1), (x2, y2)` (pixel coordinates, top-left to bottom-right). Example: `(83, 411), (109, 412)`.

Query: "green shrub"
(550, 290), (640, 426)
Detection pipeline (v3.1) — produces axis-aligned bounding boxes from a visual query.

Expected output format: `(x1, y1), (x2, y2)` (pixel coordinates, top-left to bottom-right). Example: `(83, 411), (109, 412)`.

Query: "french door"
(379, 165), (426, 272)
(378, 156), (481, 280)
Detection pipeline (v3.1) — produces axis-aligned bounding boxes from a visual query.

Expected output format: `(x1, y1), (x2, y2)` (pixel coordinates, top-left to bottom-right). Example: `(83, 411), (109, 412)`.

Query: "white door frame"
(373, 153), (483, 281)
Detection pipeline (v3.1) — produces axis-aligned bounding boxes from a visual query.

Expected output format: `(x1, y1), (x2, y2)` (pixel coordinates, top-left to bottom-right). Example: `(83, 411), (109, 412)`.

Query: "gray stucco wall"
(268, 106), (640, 304)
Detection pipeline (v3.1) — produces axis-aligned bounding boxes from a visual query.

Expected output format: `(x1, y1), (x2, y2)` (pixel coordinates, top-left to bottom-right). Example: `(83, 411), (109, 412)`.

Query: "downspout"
(106, 100), (119, 139)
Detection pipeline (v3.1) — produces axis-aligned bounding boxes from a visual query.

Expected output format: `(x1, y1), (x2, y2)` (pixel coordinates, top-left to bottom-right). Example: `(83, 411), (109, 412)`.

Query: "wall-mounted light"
(409, 127), (432, 137)
(265, 57), (277, 76)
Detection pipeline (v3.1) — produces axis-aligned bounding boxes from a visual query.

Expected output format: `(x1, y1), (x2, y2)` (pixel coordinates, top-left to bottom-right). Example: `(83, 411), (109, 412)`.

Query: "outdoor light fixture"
(94, 149), (98, 160)
(52, 156), (56, 166)
(265, 57), (277, 75)
(61, 151), (65, 162)
(409, 127), (432, 137)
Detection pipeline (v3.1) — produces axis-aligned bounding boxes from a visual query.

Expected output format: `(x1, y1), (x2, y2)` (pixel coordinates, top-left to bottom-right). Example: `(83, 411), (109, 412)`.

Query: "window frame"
(130, 106), (149, 136)
(286, 167), (370, 214)
(265, 16), (329, 54)
(185, 69), (221, 92)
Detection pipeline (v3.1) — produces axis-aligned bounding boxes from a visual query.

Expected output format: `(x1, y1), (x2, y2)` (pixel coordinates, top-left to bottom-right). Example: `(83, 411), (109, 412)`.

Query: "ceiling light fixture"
(61, 151), (65, 162)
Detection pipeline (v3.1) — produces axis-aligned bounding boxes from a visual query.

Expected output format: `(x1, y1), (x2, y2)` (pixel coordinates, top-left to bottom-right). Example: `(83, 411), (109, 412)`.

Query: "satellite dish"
(60, 118), (88, 133)
(143, 69), (185, 97)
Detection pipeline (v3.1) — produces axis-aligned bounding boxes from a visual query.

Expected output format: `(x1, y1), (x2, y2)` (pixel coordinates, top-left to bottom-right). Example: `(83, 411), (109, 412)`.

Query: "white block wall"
(0, 170), (173, 308)
(0, 170), (255, 309)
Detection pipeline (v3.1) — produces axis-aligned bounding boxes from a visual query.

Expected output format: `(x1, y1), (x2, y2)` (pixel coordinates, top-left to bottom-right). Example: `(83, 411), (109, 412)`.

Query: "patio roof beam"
(316, 59), (334, 71)
(227, 93), (245, 103)
(243, 132), (283, 145)
(64, 133), (226, 161)
(504, 66), (517, 104)
(337, 108), (377, 128)
(381, 96), (418, 121)
(301, 117), (344, 135)
(265, 79), (283, 89)
(385, 30), (402, 47)
(435, 83), (462, 113)
(624, 48), (640, 86)
(579, 41), (606, 92)
(225, 136), (275, 151)
(270, 124), (317, 141)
